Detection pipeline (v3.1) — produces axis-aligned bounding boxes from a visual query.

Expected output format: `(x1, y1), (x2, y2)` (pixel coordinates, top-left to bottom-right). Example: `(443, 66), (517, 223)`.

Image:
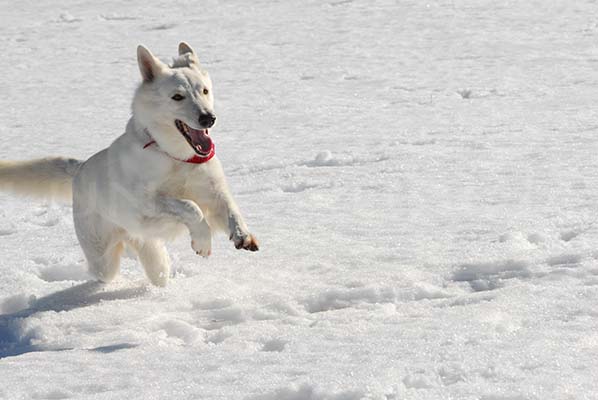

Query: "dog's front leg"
(155, 196), (212, 256)
(215, 191), (259, 252)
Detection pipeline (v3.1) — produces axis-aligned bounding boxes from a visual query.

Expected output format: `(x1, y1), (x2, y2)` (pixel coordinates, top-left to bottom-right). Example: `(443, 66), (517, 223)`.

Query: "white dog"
(0, 42), (259, 286)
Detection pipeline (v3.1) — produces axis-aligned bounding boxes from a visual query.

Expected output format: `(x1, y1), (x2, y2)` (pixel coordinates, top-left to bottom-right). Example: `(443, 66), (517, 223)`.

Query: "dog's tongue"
(187, 127), (212, 155)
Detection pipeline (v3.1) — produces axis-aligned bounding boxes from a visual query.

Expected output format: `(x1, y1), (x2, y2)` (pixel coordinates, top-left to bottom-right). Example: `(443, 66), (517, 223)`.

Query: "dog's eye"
(203, 88), (209, 95)
(171, 94), (185, 101)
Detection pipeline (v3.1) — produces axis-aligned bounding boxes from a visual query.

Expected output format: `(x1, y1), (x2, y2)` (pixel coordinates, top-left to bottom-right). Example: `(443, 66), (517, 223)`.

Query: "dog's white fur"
(0, 42), (258, 286)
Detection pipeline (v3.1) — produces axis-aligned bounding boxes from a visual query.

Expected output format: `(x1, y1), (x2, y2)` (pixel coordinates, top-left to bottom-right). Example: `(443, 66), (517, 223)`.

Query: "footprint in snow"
(192, 298), (234, 310)
(28, 206), (64, 227)
(560, 230), (580, 242)
(303, 284), (451, 313)
(0, 228), (16, 236)
(90, 343), (138, 353)
(281, 182), (321, 193)
(301, 150), (389, 168)
(192, 299), (247, 331)
(98, 14), (138, 21)
(546, 253), (583, 268)
(34, 217), (61, 227)
(261, 338), (287, 352)
(31, 389), (73, 399)
(56, 11), (81, 23)
(206, 329), (232, 345)
(451, 259), (531, 292)
(144, 22), (178, 31)
(204, 307), (246, 330)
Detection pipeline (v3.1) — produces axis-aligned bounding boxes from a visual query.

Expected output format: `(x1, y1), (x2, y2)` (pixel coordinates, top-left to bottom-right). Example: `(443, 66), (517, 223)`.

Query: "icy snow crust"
(1, 1), (598, 399)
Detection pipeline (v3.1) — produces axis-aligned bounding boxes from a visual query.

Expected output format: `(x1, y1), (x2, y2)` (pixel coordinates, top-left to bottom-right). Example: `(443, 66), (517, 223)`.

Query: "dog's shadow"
(0, 281), (147, 358)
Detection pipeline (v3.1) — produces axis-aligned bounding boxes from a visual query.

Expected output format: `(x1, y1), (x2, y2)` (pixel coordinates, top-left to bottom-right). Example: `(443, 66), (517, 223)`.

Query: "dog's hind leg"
(81, 237), (125, 283)
(73, 208), (125, 283)
(128, 239), (171, 287)
(95, 241), (124, 283)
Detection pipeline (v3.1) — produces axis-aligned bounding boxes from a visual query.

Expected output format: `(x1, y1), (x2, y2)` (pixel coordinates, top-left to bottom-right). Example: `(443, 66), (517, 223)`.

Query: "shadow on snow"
(0, 281), (146, 359)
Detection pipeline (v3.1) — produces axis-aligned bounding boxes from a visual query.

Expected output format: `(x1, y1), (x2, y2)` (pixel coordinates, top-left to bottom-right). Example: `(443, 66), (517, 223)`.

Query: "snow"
(1, 0), (598, 399)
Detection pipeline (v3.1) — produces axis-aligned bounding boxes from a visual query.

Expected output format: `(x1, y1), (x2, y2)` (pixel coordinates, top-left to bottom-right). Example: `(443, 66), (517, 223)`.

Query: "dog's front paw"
(230, 233), (259, 252)
(192, 236), (212, 257)
(191, 223), (212, 257)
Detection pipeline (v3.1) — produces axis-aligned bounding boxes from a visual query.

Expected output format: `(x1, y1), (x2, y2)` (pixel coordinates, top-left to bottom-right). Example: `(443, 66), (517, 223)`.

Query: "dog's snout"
(199, 113), (216, 128)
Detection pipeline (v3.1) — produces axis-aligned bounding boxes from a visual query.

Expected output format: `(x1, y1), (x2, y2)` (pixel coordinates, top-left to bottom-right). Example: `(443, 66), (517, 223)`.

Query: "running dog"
(0, 42), (259, 286)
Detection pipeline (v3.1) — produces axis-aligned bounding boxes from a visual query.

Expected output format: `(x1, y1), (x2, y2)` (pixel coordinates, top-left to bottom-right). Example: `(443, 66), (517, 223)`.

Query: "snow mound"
(158, 319), (203, 345)
(38, 263), (91, 283)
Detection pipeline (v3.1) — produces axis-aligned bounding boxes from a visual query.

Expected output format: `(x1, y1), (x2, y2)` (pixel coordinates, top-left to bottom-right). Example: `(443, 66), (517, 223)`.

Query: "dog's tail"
(0, 157), (83, 201)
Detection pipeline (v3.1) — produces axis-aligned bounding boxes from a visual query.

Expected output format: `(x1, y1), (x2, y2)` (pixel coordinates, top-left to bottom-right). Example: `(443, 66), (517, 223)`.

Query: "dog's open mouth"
(175, 119), (213, 156)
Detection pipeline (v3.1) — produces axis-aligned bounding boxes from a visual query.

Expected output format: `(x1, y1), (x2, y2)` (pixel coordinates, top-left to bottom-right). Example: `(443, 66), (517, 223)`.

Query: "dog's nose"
(198, 113), (216, 128)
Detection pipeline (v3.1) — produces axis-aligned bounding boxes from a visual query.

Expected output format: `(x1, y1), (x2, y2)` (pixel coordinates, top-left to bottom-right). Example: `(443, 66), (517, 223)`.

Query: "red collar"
(143, 139), (215, 164)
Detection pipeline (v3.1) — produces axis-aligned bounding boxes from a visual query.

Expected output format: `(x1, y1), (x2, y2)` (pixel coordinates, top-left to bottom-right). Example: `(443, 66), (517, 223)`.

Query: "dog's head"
(132, 43), (216, 160)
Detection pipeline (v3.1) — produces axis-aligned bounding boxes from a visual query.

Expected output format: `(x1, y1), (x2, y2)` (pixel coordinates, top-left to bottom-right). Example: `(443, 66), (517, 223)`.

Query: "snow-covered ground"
(2, 0), (598, 398)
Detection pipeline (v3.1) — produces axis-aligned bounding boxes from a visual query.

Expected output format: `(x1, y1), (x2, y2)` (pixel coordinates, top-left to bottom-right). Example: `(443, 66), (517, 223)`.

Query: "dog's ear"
(137, 45), (166, 83)
(178, 42), (196, 56)
(178, 42), (201, 65)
